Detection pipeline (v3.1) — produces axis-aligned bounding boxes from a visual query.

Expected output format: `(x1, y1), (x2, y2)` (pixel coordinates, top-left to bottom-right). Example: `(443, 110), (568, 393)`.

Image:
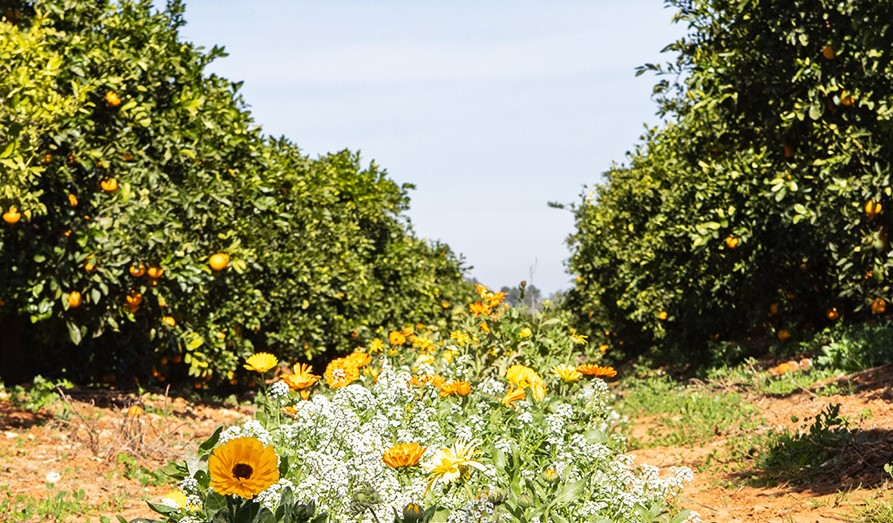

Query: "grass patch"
(616, 371), (759, 447)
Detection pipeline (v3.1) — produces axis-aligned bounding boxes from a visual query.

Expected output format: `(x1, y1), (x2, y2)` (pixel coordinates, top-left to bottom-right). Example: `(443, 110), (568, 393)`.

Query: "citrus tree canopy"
(566, 0), (893, 360)
(0, 0), (474, 384)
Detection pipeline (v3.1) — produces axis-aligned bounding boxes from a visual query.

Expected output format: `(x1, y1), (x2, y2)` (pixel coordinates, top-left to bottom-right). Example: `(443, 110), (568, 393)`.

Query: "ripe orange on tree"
(129, 263), (146, 277)
(777, 329), (791, 341)
(126, 291), (143, 307)
(105, 90), (122, 107)
(822, 44), (836, 60)
(100, 178), (118, 192)
(826, 307), (839, 321)
(147, 265), (164, 279)
(162, 316), (176, 327)
(865, 200), (882, 219)
(724, 235), (739, 249)
(209, 252), (229, 271)
(872, 297), (886, 315)
(657, 310), (668, 321)
(2, 207), (21, 224)
(68, 291), (82, 308)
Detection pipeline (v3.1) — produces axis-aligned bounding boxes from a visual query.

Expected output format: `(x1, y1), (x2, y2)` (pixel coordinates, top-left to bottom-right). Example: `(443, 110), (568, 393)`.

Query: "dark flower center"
(232, 463), (254, 480)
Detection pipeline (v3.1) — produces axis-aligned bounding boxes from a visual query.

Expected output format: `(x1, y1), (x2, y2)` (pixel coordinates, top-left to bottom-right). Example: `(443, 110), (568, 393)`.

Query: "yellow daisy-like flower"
(423, 439), (486, 495)
(502, 386), (526, 407)
(569, 329), (588, 345)
(345, 351), (372, 369)
(519, 327), (533, 338)
(485, 291), (507, 308)
(479, 322), (490, 334)
(528, 377), (546, 401)
(324, 357), (360, 388)
(368, 338), (385, 353)
(412, 335), (435, 351)
(475, 283), (489, 297)
(450, 330), (471, 346)
(469, 302), (490, 316)
(439, 379), (471, 398)
(505, 364), (538, 388)
(389, 330), (407, 346)
(382, 442), (427, 468)
(208, 437), (279, 499)
(576, 364), (618, 378)
(243, 352), (278, 374)
(552, 364), (582, 383)
(280, 363), (319, 391)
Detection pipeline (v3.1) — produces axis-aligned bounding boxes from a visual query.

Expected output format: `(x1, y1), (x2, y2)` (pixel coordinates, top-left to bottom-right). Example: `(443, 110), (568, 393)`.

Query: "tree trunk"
(0, 313), (27, 384)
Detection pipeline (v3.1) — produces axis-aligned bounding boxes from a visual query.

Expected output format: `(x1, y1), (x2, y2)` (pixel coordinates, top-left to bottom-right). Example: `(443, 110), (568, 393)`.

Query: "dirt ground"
(1, 368), (892, 522)
(627, 365), (893, 523)
(0, 388), (254, 521)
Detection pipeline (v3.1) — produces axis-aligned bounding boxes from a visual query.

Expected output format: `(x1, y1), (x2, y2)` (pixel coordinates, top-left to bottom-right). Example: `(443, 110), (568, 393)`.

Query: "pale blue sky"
(179, 1), (684, 295)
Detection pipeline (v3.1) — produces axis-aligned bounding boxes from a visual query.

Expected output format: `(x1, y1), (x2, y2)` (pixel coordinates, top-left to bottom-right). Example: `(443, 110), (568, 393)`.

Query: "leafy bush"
(565, 0), (893, 363)
(0, 0), (473, 385)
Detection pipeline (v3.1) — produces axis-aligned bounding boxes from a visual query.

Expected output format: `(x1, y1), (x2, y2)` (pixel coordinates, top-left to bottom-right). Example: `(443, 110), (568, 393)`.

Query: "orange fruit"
(100, 178), (118, 192)
(872, 297), (886, 315)
(208, 252), (229, 271)
(147, 266), (164, 279)
(84, 255), (98, 272)
(826, 307), (839, 321)
(769, 302), (780, 315)
(865, 200), (882, 219)
(822, 44), (836, 60)
(724, 236), (739, 249)
(162, 316), (176, 327)
(777, 329), (791, 341)
(105, 90), (122, 107)
(129, 263), (146, 278)
(657, 310), (668, 321)
(840, 90), (855, 106)
(68, 194), (78, 207)
(126, 291), (143, 307)
(2, 208), (21, 224)
(68, 291), (82, 309)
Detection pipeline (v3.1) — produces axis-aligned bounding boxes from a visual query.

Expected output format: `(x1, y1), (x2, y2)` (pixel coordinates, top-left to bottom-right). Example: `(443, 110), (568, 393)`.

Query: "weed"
(115, 452), (170, 486)
(758, 403), (852, 482)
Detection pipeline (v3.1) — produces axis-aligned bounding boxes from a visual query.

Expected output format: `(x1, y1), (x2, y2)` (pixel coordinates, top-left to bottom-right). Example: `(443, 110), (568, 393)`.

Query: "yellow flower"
(412, 335), (435, 351)
(345, 351), (372, 369)
(244, 353), (278, 374)
(159, 490), (192, 511)
(442, 348), (459, 364)
(552, 364), (582, 383)
(505, 364), (538, 388)
(479, 322), (490, 334)
(439, 379), (471, 397)
(208, 437), (279, 499)
(368, 338), (385, 353)
(423, 440), (485, 494)
(519, 327), (533, 338)
(485, 291), (507, 308)
(569, 329), (588, 345)
(281, 363), (319, 391)
(450, 330), (471, 346)
(469, 302), (490, 316)
(502, 387), (526, 407)
(389, 330), (407, 346)
(324, 357), (360, 388)
(475, 283), (489, 297)
(598, 343), (610, 354)
(528, 377), (546, 401)
(576, 364), (617, 378)
(382, 442), (427, 468)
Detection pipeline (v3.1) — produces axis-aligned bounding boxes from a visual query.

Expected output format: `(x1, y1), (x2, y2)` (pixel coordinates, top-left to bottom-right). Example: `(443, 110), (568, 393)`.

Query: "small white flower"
(45, 471), (61, 484)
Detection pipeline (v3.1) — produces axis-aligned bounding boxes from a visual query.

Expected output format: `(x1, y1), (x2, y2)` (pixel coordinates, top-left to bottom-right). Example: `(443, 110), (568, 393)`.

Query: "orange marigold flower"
(486, 291), (507, 308)
(389, 330), (407, 346)
(324, 357), (360, 388)
(280, 363), (319, 391)
(552, 364), (582, 383)
(439, 379), (471, 397)
(469, 301), (490, 316)
(345, 351), (372, 369)
(208, 437), (279, 499)
(576, 364), (617, 378)
(408, 374), (446, 388)
(475, 283), (489, 297)
(382, 442), (427, 468)
(501, 387), (526, 407)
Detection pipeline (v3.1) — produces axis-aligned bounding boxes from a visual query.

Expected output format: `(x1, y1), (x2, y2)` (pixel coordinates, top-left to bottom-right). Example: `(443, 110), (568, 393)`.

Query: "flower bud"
(402, 502), (424, 522)
(517, 492), (533, 508)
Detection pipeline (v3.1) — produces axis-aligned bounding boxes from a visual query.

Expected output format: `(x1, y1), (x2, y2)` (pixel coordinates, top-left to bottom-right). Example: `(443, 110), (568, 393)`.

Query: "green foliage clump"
(0, 0), (473, 384)
(565, 0), (893, 362)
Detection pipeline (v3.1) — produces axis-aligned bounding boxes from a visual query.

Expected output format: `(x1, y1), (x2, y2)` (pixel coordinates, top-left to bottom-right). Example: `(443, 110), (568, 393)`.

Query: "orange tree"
(565, 0), (893, 362)
(0, 0), (473, 384)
